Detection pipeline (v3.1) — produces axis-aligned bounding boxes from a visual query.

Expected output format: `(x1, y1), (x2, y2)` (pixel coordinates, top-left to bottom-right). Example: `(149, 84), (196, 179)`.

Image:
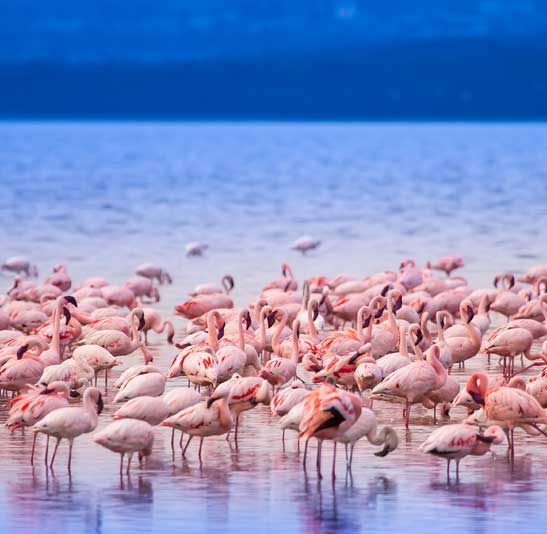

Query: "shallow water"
(1, 122), (547, 533)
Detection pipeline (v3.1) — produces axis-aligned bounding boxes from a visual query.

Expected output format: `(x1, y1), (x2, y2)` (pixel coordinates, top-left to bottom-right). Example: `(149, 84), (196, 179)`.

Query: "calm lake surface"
(1, 122), (547, 533)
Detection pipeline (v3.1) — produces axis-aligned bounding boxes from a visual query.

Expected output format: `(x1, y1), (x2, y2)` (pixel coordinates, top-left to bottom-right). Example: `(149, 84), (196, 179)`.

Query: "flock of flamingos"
(2, 253), (547, 481)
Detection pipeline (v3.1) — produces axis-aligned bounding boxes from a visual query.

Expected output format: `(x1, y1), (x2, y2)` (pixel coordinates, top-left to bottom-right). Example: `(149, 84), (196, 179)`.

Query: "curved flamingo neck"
(128, 309), (141, 346)
(420, 312), (431, 345)
(238, 310), (246, 351)
(307, 301), (319, 341)
(435, 312), (446, 344)
(272, 309), (288, 355)
(398, 325), (408, 356)
(67, 306), (93, 325)
(291, 322), (300, 365)
(427, 349), (446, 386)
(478, 294), (489, 315)
(206, 311), (220, 351)
(50, 298), (63, 354)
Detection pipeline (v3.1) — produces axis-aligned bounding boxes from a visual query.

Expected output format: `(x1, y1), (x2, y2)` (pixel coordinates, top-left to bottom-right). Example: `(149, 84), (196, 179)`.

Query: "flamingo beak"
(97, 393), (104, 414)
(63, 306), (71, 324)
(138, 314), (146, 331)
(65, 295), (78, 306)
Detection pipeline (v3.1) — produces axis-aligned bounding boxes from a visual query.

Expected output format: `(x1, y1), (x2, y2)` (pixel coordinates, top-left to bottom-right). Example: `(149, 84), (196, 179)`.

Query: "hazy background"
(2, 1), (547, 119)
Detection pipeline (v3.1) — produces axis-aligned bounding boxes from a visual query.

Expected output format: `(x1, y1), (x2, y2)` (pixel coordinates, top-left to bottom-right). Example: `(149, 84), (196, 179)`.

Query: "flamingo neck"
(307, 302), (319, 341)
(50, 299), (63, 354)
(272, 311), (288, 355)
(207, 311), (220, 351)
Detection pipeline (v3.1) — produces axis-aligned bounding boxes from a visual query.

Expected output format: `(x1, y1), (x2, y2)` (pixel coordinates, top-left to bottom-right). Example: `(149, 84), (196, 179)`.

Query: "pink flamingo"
(101, 285), (137, 309)
(125, 276), (160, 302)
(33, 386), (103, 470)
(75, 308), (151, 362)
(518, 264), (547, 285)
(260, 320), (301, 389)
(483, 326), (545, 379)
(465, 372), (547, 459)
(189, 275), (235, 296)
(2, 257), (38, 277)
(141, 307), (175, 344)
(262, 262), (297, 292)
(490, 274), (527, 320)
(371, 345), (447, 428)
(0, 343), (45, 394)
(419, 423), (505, 479)
(72, 345), (121, 388)
(160, 387), (233, 460)
(94, 419), (154, 474)
(175, 293), (234, 319)
(6, 381), (70, 464)
(114, 371), (166, 402)
(44, 264), (71, 292)
(443, 300), (481, 369)
(335, 409), (399, 469)
(429, 255), (464, 276)
(162, 388), (203, 449)
(113, 395), (170, 425)
(135, 263), (172, 284)
(299, 381), (361, 478)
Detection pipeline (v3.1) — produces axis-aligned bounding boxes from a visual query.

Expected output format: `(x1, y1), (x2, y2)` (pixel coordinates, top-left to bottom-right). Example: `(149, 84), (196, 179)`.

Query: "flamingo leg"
(50, 438), (61, 469)
(120, 452), (125, 475)
(316, 440), (323, 479)
(349, 444), (355, 469)
(344, 443), (349, 467)
(179, 431), (184, 448)
(44, 436), (50, 466)
(105, 369), (108, 391)
(332, 442), (337, 479)
(446, 459), (451, 480)
(171, 428), (175, 451)
(405, 400), (411, 428)
(30, 433), (37, 465)
(67, 439), (74, 472)
(282, 429), (285, 450)
(456, 460), (460, 480)
(126, 453), (133, 474)
(182, 435), (193, 456)
(198, 438), (204, 460)
(234, 414), (240, 443)
(303, 439), (309, 469)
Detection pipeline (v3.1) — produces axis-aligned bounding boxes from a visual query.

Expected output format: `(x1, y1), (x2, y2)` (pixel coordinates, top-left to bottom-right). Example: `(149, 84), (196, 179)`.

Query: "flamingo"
(135, 263), (172, 284)
(259, 320), (300, 389)
(185, 241), (209, 257)
(444, 300), (481, 369)
(290, 236), (321, 254)
(38, 350), (95, 392)
(160, 387), (233, 459)
(140, 307), (175, 344)
(429, 255), (464, 276)
(33, 386), (103, 470)
(299, 381), (361, 478)
(162, 387), (203, 448)
(2, 257), (38, 277)
(113, 396), (170, 425)
(6, 381), (70, 464)
(175, 293), (234, 319)
(94, 419), (154, 474)
(465, 372), (547, 458)
(209, 375), (272, 441)
(0, 343), (45, 394)
(376, 323), (414, 377)
(114, 371), (166, 402)
(519, 264), (547, 284)
(189, 275), (235, 296)
(335, 408), (399, 469)
(419, 424), (505, 479)
(371, 345), (447, 428)
(72, 345), (121, 388)
(483, 327), (544, 379)
(114, 363), (162, 389)
(262, 263), (297, 292)
(125, 276), (160, 302)
(75, 308), (152, 362)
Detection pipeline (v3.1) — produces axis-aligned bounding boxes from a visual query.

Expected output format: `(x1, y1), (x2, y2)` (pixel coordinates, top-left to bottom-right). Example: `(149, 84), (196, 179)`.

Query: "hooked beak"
(97, 393), (104, 414)
(138, 313), (145, 330)
(267, 312), (276, 328)
(217, 322), (225, 340)
(415, 329), (423, 346)
(245, 311), (252, 330)
(63, 306), (71, 324)
(64, 295), (77, 307)
(16, 344), (28, 359)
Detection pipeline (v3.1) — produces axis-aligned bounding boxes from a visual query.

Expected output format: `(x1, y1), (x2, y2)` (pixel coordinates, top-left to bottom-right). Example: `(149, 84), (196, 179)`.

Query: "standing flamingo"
(33, 386), (103, 470)
(371, 345), (447, 428)
(94, 419), (154, 474)
(419, 423), (505, 479)
(160, 387), (233, 460)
